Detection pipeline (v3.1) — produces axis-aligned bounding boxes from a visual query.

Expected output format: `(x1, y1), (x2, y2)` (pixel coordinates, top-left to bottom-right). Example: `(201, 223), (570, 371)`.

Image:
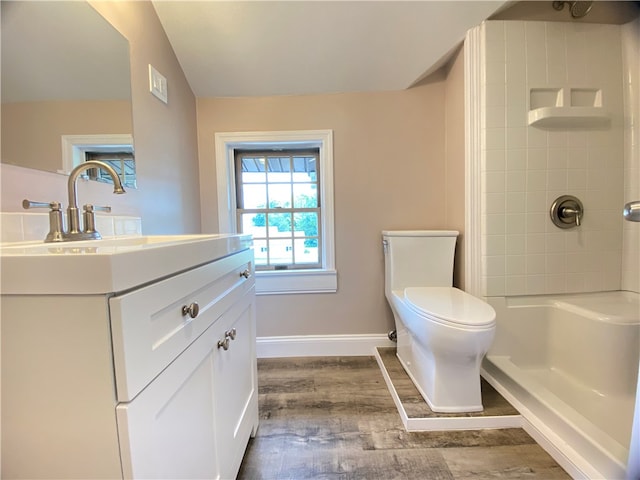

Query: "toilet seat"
(404, 287), (495, 328)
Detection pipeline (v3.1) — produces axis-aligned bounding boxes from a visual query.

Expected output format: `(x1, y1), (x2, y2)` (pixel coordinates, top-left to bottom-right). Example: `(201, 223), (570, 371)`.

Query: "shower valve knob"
(550, 195), (583, 229)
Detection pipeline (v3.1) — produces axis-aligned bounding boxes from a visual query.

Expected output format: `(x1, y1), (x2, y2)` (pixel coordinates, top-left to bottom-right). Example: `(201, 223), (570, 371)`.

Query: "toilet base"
(396, 329), (484, 413)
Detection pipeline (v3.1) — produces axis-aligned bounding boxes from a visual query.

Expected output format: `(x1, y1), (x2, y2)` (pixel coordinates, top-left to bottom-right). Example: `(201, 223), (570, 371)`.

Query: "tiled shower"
(466, 17), (640, 478)
(475, 19), (638, 297)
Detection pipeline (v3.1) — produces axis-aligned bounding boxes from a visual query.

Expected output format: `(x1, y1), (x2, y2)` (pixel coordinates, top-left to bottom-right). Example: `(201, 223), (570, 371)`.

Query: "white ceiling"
(152, 1), (507, 98)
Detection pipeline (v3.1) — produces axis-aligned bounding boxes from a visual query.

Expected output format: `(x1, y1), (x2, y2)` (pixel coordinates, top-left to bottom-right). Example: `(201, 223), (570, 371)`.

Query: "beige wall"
(1, 0), (464, 339)
(2, 100), (131, 172)
(197, 84), (449, 336)
(1, 1), (201, 234)
(444, 47), (466, 289)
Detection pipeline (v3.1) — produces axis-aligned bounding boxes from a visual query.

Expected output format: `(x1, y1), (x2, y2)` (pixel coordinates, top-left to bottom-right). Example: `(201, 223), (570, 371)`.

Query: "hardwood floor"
(237, 356), (571, 480)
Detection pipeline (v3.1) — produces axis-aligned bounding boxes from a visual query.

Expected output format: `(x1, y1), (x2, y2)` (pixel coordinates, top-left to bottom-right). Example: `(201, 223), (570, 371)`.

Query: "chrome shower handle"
(623, 201), (640, 222)
(559, 206), (582, 226)
(550, 195), (583, 229)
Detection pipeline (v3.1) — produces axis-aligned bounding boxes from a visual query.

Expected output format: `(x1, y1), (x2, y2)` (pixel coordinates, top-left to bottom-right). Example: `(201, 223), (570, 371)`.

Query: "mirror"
(1, 1), (135, 186)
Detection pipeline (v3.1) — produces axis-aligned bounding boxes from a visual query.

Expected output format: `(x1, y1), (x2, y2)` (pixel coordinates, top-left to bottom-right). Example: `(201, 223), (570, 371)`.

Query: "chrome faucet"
(65, 160), (126, 240)
(24, 160), (126, 242)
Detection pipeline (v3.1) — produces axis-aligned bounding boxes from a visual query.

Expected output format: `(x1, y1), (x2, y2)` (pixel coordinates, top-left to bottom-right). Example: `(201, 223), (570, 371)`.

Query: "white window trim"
(215, 130), (336, 295)
(61, 134), (134, 175)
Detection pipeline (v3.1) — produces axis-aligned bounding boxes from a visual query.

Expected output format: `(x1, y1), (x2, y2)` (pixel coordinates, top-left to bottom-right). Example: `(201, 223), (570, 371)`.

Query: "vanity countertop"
(0, 234), (253, 295)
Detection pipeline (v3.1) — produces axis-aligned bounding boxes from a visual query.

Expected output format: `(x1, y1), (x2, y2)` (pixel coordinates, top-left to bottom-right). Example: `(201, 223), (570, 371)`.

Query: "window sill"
(255, 269), (337, 295)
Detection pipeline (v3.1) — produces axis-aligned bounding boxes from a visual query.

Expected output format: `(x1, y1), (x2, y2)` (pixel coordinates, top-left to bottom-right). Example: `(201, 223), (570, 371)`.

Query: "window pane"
(294, 238), (319, 265)
(293, 184), (317, 208)
(268, 213), (292, 237)
(241, 158), (266, 182)
(269, 239), (293, 265)
(293, 157), (316, 182)
(242, 171), (266, 183)
(294, 212), (318, 237)
(241, 213), (266, 238)
(267, 157), (291, 182)
(267, 183), (292, 208)
(253, 239), (268, 266)
(242, 184), (267, 208)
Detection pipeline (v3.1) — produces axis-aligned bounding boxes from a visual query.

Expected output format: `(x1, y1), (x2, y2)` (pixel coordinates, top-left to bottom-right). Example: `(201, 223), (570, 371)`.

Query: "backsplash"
(0, 212), (141, 244)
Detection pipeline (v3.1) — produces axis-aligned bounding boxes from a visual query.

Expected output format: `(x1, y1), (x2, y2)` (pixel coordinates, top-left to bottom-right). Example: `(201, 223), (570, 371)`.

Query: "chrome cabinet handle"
(217, 337), (230, 350)
(218, 328), (237, 351)
(240, 269), (251, 279)
(225, 328), (237, 340)
(181, 302), (199, 319)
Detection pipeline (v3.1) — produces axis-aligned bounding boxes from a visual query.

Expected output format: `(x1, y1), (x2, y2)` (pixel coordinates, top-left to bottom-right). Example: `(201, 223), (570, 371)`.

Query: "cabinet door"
(213, 287), (259, 480)
(116, 322), (220, 480)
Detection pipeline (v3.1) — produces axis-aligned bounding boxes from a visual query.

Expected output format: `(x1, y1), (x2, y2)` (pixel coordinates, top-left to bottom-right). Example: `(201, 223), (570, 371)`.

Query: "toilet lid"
(404, 287), (496, 327)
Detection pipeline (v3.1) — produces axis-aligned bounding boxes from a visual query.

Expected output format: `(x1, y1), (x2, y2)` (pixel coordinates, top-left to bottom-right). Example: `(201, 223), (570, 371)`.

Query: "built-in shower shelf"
(528, 106), (610, 129)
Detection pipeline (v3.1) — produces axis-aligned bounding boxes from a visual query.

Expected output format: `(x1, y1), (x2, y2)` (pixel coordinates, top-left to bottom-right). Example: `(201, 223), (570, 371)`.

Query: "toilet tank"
(382, 230), (458, 291)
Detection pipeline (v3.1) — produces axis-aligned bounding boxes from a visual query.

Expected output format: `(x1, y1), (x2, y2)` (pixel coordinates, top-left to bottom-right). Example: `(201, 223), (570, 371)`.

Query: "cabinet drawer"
(110, 249), (254, 401)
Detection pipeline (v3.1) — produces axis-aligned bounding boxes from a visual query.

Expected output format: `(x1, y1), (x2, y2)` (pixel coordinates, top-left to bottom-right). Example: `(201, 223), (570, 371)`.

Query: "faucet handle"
(22, 199), (65, 242)
(22, 199), (61, 210)
(82, 204), (111, 236)
(83, 204), (112, 213)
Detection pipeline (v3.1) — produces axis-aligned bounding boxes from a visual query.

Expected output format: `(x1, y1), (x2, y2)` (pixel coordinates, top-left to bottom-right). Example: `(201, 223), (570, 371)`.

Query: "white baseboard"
(256, 334), (395, 358)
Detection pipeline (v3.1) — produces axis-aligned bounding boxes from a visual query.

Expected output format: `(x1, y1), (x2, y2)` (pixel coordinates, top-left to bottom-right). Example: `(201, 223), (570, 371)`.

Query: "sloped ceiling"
(152, 1), (507, 97)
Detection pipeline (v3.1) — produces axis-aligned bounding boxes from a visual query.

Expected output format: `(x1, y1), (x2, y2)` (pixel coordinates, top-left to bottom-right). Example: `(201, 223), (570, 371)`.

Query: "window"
(215, 130), (336, 295)
(85, 151), (136, 189)
(235, 149), (320, 271)
(61, 134), (136, 188)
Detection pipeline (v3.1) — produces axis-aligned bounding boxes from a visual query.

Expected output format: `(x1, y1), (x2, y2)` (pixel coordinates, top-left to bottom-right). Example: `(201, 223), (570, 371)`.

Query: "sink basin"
(1, 234), (253, 295)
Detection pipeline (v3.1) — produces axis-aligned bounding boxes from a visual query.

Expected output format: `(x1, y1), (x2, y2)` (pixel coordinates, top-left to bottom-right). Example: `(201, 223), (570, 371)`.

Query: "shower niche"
(528, 86), (610, 128)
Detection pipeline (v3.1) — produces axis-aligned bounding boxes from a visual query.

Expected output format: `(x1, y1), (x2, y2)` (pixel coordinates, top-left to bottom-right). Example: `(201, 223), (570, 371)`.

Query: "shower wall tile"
(505, 21), (525, 63)
(506, 233), (526, 254)
(565, 25), (588, 84)
(506, 255), (526, 275)
(505, 275), (526, 295)
(524, 22), (547, 83)
(505, 192), (526, 213)
(486, 150), (506, 171)
(506, 215), (526, 235)
(486, 213), (506, 234)
(486, 235), (506, 256)
(527, 170), (547, 191)
(507, 149), (527, 170)
(480, 20), (628, 297)
(546, 24), (568, 85)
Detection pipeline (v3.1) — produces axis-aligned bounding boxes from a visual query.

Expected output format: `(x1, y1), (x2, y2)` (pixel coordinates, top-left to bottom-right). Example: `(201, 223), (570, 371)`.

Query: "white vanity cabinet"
(1, 235), (258, 480)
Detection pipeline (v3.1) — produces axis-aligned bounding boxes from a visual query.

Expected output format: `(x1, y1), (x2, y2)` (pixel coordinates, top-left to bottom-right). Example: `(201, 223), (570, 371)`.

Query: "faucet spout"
(67, 160), (126, 236)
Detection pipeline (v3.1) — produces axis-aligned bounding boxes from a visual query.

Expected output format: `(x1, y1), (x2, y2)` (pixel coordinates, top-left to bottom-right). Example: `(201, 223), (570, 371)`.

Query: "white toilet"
(382, 230), (496, 413)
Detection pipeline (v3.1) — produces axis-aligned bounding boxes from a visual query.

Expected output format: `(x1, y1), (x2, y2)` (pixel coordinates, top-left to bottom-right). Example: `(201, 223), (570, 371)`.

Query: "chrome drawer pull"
(240, 269), (251, 279)
(217, 337), (230, 350)
(181, 302), (199, 319)
(225, 328), (237, 340)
